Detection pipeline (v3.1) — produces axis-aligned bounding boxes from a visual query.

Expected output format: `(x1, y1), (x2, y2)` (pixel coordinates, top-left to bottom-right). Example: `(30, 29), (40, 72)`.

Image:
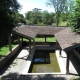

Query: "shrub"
(37, 22), (45, 26)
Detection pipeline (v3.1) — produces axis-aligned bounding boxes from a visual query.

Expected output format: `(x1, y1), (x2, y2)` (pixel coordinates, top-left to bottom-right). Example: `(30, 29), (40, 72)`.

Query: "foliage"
(37, 22), (45, 26)
(68, 0), (80, 32)
(25, 9), (56, 25)
(25, 11), (34, 24)
(32, 8), (42, 24)
(0, 0), (21, 44)
(26, 20), (32, 25)
(47, 0), (68, 26)
(42, 10), (52, 25)
(0, 44), (16, 57)
(12, 11), (26, 24)
(25, 8), (42, 24)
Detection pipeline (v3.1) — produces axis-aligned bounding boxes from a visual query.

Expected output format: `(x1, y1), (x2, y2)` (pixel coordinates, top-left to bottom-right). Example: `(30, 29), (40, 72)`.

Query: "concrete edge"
(0, 43), (22, 69)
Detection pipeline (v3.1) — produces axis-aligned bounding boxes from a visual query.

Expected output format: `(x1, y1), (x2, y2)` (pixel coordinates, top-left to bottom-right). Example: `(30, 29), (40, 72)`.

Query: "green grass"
(59, 21), (67, 26)
(24, 37), (56, 42)
(30, 52), (60, 73)
(0, 44), (16, 57)
(52, 21), (67, 26)
(46, 37), (56, 42)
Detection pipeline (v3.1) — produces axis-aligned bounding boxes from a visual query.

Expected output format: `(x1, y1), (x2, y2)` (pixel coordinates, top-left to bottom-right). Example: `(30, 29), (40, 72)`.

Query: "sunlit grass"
(52, 21), (67, 26)
(59, 21), (67, 26)
(0, 44), (16, 56)
(35, 37), (56, 42)
(23, 37), (56, 42)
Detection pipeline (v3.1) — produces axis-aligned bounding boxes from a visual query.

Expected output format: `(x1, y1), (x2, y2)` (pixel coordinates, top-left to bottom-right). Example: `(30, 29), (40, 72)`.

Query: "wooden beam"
(66, 50), (70, 74)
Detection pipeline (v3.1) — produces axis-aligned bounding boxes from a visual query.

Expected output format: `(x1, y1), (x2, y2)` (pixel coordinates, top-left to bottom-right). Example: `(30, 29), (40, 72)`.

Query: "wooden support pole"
(77, 47), (80, 53)
(29, 39), (31, 54)
(59, 46), (62, 57)
(22, 37), (23, 42)
(18, 36), (20, 44)
(45, 36), (46, 42)
(66, 50), (70, 74)
(33, 39), (35, 48)
(56, 40), (58, 49)
(56, 40), (58, 46)
(9, 34), (12, 52)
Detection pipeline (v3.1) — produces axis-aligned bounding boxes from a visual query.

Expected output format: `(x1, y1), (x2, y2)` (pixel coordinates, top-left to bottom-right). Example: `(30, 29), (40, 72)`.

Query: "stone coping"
(0, 43), (22, 69)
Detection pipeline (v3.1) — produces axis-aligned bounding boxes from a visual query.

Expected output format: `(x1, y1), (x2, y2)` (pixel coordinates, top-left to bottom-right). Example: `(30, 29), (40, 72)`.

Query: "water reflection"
(33, 50), (50, 63)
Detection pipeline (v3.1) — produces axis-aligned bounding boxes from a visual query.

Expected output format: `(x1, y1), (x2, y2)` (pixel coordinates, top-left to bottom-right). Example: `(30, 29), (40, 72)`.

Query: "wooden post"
(9, 34), (12, 52)
(22, 37), (23, 42)
(56, 40), (58, 49)
(29, 39), (31, 54)
(18, 36), (20, 44)
(45, 36), (46, 42)
(33, 39), (35, 48)
(66, 50), (70, 74)
(77, 47), (80, 53)
(59, 46), (61, 57)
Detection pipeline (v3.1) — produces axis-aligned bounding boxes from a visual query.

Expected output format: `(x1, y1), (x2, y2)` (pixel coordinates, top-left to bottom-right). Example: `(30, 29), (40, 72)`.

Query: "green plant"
(37, 22), (45, 26)
(52, 23), (56, 26)
(68, 0), (80, 32)
(26, 20), (33, 25)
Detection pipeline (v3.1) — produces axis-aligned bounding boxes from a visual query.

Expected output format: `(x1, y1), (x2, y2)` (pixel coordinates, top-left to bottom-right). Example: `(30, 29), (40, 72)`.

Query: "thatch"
(55, 28), (80, 51)
(25, 25), (66, 36)
(12, 25), (80, 51)
(12, 25), (65, 39)
(12, 25), (37, 39)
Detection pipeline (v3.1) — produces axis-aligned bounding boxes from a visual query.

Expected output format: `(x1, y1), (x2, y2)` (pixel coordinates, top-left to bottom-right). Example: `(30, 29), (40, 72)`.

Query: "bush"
(37, 22), (45, 26)
(52, 23), (56, 26)
(26, 20), (33, 25)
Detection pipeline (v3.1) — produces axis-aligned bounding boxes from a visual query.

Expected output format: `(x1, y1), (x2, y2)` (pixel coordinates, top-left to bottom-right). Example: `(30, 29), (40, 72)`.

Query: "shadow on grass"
(0, 73), (67, 80)
(74, 78), (80, 80)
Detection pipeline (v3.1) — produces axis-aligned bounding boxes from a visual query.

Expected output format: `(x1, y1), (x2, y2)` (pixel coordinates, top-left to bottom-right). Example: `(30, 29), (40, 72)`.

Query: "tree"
(0, 0), (21, 44)
(47, 0), (67, 26)
(42, 10), (50, 24)
(13, 11), (26, 24)
(25, 8), (42, 24)
(68, 0), (80, 32)
(32, 8), (42, 24)
(25, 11), (34, 24)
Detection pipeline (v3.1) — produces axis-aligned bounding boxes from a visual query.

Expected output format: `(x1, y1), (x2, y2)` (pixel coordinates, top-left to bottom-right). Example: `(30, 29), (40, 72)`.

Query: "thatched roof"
(25, 25), (66, 36)
(13, 25), (80, 51)
(12, 25), (65, 39)
(55, 28), (80, 51)
(12, 25), (37, 39)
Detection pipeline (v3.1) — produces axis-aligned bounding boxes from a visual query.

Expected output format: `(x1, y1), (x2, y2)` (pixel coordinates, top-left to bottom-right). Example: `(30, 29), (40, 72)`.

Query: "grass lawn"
(52, 21), (67, 26)
(24, 37), (56, 42)
(0, 44), (16, 57)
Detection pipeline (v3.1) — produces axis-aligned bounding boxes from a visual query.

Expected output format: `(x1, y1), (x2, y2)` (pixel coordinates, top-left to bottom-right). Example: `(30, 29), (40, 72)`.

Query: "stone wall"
(0, 42), (22, 69)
